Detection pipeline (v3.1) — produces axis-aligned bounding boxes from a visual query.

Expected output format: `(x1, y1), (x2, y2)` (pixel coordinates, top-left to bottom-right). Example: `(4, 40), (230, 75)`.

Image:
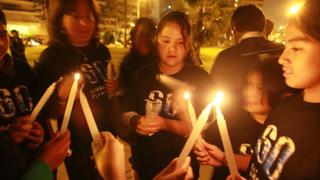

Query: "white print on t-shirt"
(240, 143), (254, 155)
(250, 124), (295, 180)
(80, 62), (106, 85)
(0, 86), (33, 120)
(147, 90), (179, 117)
(80, 61), (107, 100)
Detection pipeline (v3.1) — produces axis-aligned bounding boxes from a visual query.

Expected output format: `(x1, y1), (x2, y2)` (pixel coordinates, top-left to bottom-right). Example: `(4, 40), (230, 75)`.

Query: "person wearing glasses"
(34, 0), (118, 179)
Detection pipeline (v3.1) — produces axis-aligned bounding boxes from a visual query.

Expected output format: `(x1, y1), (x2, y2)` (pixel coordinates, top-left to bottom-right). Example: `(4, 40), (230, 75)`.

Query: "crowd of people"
(1, 0), (319, 179)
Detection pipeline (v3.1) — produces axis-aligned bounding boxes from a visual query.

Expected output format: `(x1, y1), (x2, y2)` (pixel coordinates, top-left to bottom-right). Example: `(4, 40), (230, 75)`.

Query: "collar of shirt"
(238, 31), (263, 44)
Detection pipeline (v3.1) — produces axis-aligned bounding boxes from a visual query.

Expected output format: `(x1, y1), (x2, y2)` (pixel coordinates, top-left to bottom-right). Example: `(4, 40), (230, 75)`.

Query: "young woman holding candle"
(195, 57), (295, 179)
(34, 0), (118, 179)
(122, 11), (211, 179)
(196, 0), (320, 179)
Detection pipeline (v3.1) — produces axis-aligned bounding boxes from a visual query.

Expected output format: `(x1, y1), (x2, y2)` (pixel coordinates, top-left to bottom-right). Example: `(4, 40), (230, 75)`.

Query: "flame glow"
(213, 91), (223, 106)
(74, 73), (81, 80)
(184, 92), (191, 100)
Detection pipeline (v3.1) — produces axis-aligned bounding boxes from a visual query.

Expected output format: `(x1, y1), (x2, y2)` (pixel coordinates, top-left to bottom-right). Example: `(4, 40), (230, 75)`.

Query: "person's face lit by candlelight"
(242, 71), (271, 123)
(157, 22), (187, 74)
(62, 0), (95, 47)
(279, 22), (320, 91)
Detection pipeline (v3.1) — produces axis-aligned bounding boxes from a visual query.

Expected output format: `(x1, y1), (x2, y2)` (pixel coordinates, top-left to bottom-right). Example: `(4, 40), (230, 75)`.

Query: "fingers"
(135, 116), (153, 136)
(174, 157), (192, 179)
(101, 131), (116, 146)
(184, 166), (194, 180)
(104, 79), (119, 95)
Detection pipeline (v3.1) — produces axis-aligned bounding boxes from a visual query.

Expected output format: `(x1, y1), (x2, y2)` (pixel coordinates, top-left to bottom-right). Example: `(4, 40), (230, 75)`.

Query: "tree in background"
(186, 0), (234, 47)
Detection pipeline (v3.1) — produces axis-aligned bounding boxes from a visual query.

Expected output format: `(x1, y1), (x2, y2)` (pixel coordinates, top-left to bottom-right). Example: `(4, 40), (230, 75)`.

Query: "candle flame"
(74, 73), (81, 80)
(213, 91), (223, 106)
(184, 91), (191, 100)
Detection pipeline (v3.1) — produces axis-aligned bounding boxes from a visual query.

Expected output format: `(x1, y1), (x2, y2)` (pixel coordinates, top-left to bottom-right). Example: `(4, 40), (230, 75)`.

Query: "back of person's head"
(130, 17), (156, 55)
(231, 4), (265, 33)
(131, 17), (156, 44)
(0, 9), (7, 25)
(293, 0), (320, 43)
(264, 19), (274, 37)
(11, 30), (18, 34)
(48, 0), (100, 45)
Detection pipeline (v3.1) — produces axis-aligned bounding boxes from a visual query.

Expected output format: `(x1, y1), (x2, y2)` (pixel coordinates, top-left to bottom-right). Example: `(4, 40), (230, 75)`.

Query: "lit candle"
(214, 91), (238, 176)
(176, 101), (213, 168)
(183, 92), (197, 126)
(30, 79), (60, 121)
(79, 86), (103, 146)
(60, 73), (80, 134)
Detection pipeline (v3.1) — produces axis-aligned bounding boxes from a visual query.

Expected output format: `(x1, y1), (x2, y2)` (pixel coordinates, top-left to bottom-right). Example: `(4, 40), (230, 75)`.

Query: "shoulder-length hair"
(47, 0), (100, 45)
(155, 11), (196, 64)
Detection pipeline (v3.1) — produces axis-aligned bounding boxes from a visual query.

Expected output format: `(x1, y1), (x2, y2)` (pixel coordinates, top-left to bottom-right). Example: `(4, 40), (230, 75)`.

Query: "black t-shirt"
(248, 93), (320, 179)
(126, 62), (212, 180)
(205, 109), (263, 179)
(34, 42), (113, 180)
(0, 55), (37, 126)
(119, 49), (156, 93)
(0, 55), (38, 179)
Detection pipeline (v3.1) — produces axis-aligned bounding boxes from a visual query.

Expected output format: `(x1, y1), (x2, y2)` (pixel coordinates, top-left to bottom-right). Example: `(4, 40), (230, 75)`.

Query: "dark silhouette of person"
(9, 29), (26, 62)
(119, 17), (156, 94)
(210, 5), (284, 121)
(263, 19), (274, 39)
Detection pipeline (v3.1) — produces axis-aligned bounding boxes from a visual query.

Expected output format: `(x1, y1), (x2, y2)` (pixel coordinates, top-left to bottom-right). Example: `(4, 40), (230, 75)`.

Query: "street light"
(287, 2), (304, 16)
(137, 0), (141, 18)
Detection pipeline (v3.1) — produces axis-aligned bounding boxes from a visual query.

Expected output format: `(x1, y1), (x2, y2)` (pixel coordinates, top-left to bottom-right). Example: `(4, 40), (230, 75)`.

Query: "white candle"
(30, 80), (59, 121)
(157, 74), (195, 91)
(183, 92), (196, 126)
(106, 62), (116, 99)
(214, 91), (238, 176)
(60, 73), (80, 134)
(176, 101), (213, 168)
(184, 92), (206, 151)
(107, 62), (115, 80)
(79, 86), (103, 146)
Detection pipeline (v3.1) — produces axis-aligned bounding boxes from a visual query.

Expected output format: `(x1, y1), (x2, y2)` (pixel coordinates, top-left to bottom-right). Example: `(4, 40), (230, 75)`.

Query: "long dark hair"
(248, 59), (292, 108)
(155, 11), (196, 64)
(293, 0), (320, 42)
(47, 0), (100, 45)
(130, 17), (156, 50)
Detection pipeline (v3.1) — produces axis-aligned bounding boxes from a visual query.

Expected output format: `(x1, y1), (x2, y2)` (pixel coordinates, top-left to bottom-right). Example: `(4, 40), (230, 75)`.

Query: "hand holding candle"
(145, 99), (162, 136)
(105, 62), (118, 98)
(60, 73), (80, 135)
(176, 100), (214, 168)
